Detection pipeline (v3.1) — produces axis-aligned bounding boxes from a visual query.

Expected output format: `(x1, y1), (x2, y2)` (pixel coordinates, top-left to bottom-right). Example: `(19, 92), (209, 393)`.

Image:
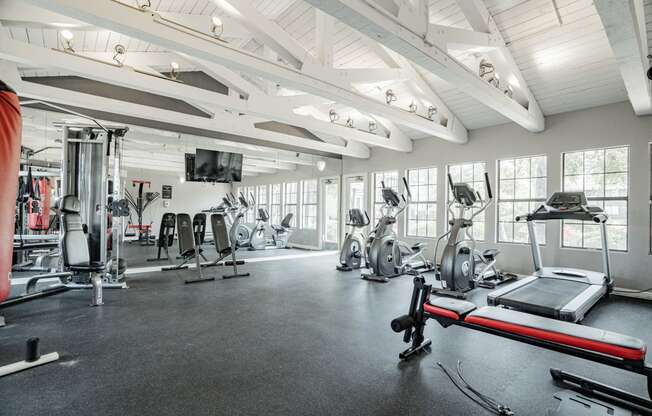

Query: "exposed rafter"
(304, 0), (545, 132)
(594, 0), (652, 115)
(455, 0), (543, 115)
(0, 38), (384, 152)
(10, 75), (369, 158)
(24, 0), (465, 144)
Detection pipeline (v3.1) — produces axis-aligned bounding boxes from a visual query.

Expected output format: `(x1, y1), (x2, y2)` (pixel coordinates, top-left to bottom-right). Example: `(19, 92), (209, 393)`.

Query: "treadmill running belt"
(495, 278), (590, 319)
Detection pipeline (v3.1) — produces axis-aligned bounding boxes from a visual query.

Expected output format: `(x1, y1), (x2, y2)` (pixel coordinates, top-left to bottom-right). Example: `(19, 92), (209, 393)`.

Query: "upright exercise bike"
(432, 172), (514, 298)
(336, 208), (370, 271)
(362, 178), (433, 283)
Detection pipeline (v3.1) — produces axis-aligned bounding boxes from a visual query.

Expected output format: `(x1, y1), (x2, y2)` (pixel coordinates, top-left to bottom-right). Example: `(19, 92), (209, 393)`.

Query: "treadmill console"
(545, 192), (587, 212)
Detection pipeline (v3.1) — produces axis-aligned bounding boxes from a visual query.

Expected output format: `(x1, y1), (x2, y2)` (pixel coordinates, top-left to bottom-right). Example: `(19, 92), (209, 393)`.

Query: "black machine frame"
(393, 275), (652, 413)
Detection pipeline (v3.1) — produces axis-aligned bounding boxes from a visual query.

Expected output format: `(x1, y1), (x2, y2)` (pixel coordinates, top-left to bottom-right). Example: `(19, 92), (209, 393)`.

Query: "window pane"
(605, 147), (627, 173)
(448, 162), (486, 241)
(407, 167), (437, 238)
(564, 152), (583, 175)
(563, 223), (583, 247)
(584, 150), (604, 174)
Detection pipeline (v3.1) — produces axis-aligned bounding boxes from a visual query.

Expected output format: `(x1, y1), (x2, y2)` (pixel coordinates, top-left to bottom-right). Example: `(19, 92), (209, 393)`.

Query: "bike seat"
(481, 249), (499, 260)
(411, 242), (426, 251)
(271, 225), (287, 233)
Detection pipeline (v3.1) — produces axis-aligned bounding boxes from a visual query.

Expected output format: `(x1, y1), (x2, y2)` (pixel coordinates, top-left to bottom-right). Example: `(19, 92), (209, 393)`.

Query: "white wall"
(124, 168), (230, 235)
(342, 101), (652, 291)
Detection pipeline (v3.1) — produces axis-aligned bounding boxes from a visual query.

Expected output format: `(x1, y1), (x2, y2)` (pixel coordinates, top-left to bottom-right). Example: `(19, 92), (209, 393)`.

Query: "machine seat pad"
(424, 297), (477, 321)
(271, 225), (286, 233)
(482, 249), (499, 260)
(411, 242), (426, 251)
(465, 307), (646, 362)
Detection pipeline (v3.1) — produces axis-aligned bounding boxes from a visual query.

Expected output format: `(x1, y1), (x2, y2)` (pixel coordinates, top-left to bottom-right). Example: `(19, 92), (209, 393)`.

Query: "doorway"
(321, 177), (340, 250)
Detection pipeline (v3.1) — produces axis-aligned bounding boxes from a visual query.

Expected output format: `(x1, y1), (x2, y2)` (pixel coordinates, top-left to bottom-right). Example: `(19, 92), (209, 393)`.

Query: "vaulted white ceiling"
(1, 0), (649, 176)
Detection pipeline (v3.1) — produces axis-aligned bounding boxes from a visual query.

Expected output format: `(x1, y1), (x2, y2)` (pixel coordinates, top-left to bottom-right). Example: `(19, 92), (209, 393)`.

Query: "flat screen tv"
(195, 149), (243, 183)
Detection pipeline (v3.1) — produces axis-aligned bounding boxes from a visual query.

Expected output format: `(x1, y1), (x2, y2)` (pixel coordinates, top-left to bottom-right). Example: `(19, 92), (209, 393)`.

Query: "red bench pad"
(465, 306), (646, 362)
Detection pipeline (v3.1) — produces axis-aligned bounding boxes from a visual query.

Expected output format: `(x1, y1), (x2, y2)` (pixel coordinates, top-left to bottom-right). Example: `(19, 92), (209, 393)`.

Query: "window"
(406, 167), (437, 238)
(447, 162), (487, 241)
(562, 146), (628, 251)
(497, 156), (547, 244)
(257, 185), (268, 211)
(373, 171), (399, 226)
(284, 182), (298, 223)
(301, 179), (318, 230)
(270, 184), (282, 225)
(237, 186), (256, 223)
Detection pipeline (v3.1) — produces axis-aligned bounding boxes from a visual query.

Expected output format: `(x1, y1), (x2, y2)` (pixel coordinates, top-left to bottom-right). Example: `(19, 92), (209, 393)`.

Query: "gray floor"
(1, 251), (651, 416)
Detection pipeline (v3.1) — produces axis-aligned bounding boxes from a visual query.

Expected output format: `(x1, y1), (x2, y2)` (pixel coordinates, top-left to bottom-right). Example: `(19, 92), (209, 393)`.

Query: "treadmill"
(487, 192), (612, 322)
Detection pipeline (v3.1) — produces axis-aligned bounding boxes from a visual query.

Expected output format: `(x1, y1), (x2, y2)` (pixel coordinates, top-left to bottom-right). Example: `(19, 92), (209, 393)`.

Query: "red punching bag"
(0, 81), (21, 303)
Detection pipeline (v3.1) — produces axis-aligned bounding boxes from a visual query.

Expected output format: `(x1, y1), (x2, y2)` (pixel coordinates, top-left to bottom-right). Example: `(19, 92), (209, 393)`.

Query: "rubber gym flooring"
(2, 249), (651, 416)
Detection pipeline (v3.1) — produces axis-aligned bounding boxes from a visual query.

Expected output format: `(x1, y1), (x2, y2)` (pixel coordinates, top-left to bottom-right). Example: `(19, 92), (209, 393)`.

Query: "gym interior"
(2, 1), (652, 415)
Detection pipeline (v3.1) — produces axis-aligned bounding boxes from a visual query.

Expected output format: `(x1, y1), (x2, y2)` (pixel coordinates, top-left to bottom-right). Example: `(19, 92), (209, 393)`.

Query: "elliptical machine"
(336, 208), (370, 271)
(362, 178), (433, 283)
(432, 172), (514, 298)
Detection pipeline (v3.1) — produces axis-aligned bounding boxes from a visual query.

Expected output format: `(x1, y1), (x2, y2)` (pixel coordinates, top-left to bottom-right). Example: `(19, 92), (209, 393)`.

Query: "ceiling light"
(385, 89), (397, 105)
(329, 109), (339, 123)
(316, 160), (326, 172)
(345, 117), (354, 128)
(179, 176), (185, 183)
(169, 62), (180, 80)
(60, 30), (75, 52)
(427, 106), (438, 120)
(408, 101), (417, 113)
(211, 16), (224, 38)
(504, 84), (514, 99)
(368, 120), (377, 132)
(113, 44), (126, 66)
(137, 0), (151, 9)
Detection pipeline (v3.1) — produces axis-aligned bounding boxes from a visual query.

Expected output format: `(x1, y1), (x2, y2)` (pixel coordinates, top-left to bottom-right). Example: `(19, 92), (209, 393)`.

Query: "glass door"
(321, 177), (340, 249)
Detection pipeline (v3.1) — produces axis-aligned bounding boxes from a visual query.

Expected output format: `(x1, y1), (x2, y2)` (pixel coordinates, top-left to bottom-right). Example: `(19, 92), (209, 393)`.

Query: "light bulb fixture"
(385, 89), (397, 105)
(211, 16), (224, 38)
(345, 117), (354, 128)
(113, 44), (126, 65)
(504, 84), (514, 98)
(408, 101), (417, 113)
(179, 176), (186, 183)
(492, 73), (501, 88)
(328, 109), (339, 123)
(169, 61), (180, 80)
(478, 58), (494, 81)
(60, 30), (75, 52)
(316, 160), (326, 172)
(368, 120), (377, 132)
(427, 105), (438, 120)
(137, 0), (151, 9)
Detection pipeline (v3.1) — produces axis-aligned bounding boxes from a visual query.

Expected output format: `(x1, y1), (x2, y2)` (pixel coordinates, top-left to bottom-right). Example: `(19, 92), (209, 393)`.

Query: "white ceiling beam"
(332, 68), (412, 84)
(427, 24), (500, 51)
(212, 0), (313, 69)
(305, 0), (545, 132)
(25, 0), (461, 143)
(122, 127), (323, 167)
(0, 39), (383, 152)
(0, 0), (88, 28)
(455, 0), (543, 115)
(13, 79), (369, 158)
(179, 54), (263, 98)
(594, 0), (652, 115)
(315, 10), (335, 66)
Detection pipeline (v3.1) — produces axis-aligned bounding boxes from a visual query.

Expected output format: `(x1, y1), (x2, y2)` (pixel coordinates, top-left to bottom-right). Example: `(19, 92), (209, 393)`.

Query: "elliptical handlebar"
(447, 173), (454, 194)
(484, 172), (493, 200)
(402, 177), (412, 201)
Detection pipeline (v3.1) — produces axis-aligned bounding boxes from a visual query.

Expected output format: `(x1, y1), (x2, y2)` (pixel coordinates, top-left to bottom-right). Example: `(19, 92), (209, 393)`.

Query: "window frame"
(283, 182), (298, 222)
(561, 145), (629, 252)
(496, 155), (548, 246)
(301, 179), (318, 230)
(270, 183), (282, 225)
(405, 166), (438, 239)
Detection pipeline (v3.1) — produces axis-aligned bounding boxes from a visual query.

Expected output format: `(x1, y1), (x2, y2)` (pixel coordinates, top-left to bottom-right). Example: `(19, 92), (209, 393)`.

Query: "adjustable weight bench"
(392, 275), (652, 412)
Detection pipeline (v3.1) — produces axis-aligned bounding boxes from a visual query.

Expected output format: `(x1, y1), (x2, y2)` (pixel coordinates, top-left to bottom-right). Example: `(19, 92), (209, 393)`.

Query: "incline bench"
(391, 275), (652, 412)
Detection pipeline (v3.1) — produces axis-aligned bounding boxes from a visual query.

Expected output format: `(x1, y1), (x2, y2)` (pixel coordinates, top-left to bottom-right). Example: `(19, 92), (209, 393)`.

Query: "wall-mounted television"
(194, 149), (243, 183)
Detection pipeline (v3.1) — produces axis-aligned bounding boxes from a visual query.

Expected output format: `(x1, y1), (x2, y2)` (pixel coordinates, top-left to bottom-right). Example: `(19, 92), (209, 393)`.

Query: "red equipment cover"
(28, 177), (51, 230)
(0, 84), (21, 303)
